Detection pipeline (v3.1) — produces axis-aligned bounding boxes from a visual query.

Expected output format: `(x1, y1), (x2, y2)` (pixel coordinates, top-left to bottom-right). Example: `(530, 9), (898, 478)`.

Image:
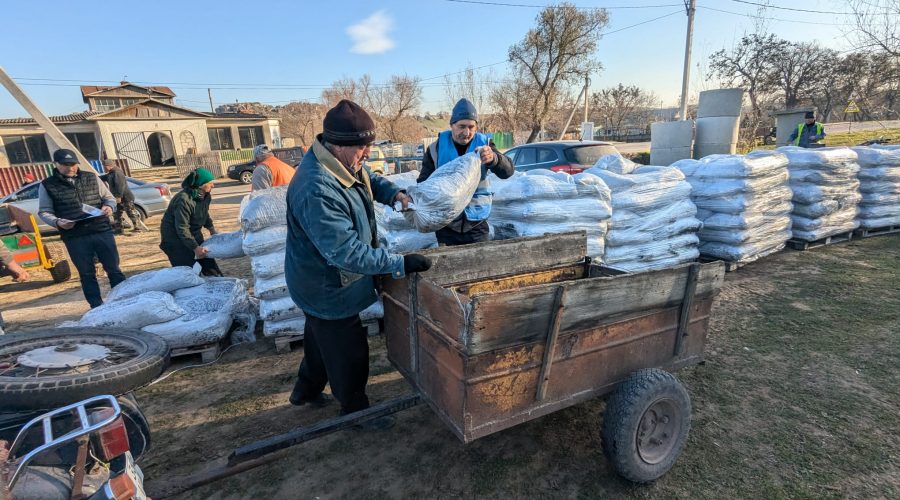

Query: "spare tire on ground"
(0, 328), (169, 412)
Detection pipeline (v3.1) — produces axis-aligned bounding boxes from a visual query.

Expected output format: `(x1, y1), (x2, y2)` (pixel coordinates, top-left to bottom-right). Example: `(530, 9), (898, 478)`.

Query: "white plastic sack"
(791, 194), (862, 219)
(673, 152), (788, 179)
(591, 154), (639, 174)
(202, 231), (245, 259)
(607, 217), (702, 246)
(253, 273), (289, 300)
(699, 216), (792, 245)
(242, 226), (288, 257)
(251, 251), (285, 279)
(491, 198), (612, 224)
(240, 185), (288, 232)
(263, 314), (306, 337)
(777, 146), (859, 167)
(384, 170), (420, 190)
(699, 237), (789, 263)
(405, 152), (482, 232)
(259, 295), (303, 322)
(378, 229), (438, 254)
(605, 233), (699, 266)
(360, 300), (384, 321)
(80, 291), (185, 329)
(142, 312), (232, 349)
(173, 277), (250, 315)
(106, 267), (204, 302)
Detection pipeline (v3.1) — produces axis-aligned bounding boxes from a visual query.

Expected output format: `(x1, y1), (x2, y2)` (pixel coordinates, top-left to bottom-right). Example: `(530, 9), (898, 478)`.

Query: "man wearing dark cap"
(285, 99), (432, 428)
(788, 111), (826, 147)
(38, 149), (126, 307)
(417, 98), (514, 245)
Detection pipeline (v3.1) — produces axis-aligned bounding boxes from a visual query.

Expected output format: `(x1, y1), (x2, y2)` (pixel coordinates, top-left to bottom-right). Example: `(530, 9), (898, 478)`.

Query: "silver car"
(0, 177), (171, 234)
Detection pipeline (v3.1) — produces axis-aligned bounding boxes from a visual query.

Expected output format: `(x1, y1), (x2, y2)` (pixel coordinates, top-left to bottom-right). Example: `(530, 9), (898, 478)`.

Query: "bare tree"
(848, 0), (900, 57)
(507, 3), (609, 142)
(321, 74), (423, 142)
(590, 84), (660, 132)
(278, 102), (326, 148)
(443, 65), (497, 131)
(489, 67), (536, 133)
(709, 34), (785, 132)
(772, 42), (834, 109)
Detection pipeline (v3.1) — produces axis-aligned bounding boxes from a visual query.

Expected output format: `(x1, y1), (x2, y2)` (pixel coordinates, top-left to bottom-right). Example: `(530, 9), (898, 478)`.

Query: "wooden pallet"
(698, 255), (745, 273)
(854, 225), (900, 239)
(274, 333), (304, 354)
(273, 319), (381, 354)
(786, 231), (854, 251)
(170, 341), (222, 363)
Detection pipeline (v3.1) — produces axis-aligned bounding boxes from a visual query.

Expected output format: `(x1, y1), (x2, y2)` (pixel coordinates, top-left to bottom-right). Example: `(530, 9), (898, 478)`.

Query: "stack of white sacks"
(71, 267), (252, 348)
(240, 185), (384, 340)
(490, 169), (612, 259)
(850, 147), (900, 229)
(672, 151), (794, 263)
(374, 171), (438, 253)
(777, 147), (861, 241)
(585, 155), (701, 272)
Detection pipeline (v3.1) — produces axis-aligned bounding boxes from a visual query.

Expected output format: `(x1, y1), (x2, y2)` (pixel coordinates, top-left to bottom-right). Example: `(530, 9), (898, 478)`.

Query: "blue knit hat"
(451, 98), (478, 124)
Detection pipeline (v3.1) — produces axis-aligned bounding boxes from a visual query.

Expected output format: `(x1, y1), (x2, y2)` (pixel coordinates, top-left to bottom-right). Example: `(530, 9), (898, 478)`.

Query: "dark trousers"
(64, 231), (126, 308)
(292, 313), (370, 414)
(159, 242), (222, 277)
(436, 220), (491, 246)
(113, 199), (141, 232)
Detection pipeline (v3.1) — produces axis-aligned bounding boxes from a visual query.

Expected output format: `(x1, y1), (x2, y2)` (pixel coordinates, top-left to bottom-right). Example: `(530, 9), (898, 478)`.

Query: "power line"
(603, 9), (683, 35)
(441, 0), (683, 8)
(728, 0), (854, 15)
(698, 5), (849, 26)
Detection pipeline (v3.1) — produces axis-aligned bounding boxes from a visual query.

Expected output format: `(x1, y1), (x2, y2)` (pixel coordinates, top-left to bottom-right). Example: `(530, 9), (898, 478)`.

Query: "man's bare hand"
(101, 206), (114, 216)
(194, 246), (210, 259)
(394, 192), (412, 211)
(9, 262), (29, 282)
(57, 219), (75, 230)
(479, 146), (495, 165)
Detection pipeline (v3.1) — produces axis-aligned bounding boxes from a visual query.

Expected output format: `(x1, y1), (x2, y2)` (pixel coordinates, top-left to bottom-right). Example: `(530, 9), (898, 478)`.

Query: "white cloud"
(346, 10), (396, 55)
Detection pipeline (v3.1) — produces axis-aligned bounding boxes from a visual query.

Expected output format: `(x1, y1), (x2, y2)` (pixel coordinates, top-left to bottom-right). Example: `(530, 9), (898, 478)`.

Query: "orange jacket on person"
(257, 156), (295, 188)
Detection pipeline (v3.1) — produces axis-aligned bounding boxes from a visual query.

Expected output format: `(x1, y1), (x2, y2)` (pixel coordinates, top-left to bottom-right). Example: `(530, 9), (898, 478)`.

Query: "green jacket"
(160, 191), (215, 251)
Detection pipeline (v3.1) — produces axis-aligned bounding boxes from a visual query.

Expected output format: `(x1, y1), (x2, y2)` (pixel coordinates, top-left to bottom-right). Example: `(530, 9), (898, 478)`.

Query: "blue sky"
(0, 0), (856, 117)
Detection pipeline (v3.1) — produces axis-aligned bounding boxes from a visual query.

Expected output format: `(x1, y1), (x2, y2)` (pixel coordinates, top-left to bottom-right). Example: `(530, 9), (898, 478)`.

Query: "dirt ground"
(2, 178), (898, 499)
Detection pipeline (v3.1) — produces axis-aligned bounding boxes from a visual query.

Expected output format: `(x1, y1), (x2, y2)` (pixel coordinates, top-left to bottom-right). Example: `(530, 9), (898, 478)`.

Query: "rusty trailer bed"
(382, 232), (725, 443)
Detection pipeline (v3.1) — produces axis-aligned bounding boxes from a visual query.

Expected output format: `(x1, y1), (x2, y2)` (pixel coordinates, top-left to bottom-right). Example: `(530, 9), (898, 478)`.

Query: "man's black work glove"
(403, 254), (432, 274)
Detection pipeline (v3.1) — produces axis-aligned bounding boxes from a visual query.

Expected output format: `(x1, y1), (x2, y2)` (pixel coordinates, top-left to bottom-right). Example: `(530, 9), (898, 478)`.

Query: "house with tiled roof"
(0, 82), (282, 170)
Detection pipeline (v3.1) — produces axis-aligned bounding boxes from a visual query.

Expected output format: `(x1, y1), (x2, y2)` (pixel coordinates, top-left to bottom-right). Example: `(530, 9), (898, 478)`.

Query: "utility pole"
(559, 75), (591, 141)
(584, 74), (590, 124)
(678, 0), (696, 121)
(208, 88), (215, 113)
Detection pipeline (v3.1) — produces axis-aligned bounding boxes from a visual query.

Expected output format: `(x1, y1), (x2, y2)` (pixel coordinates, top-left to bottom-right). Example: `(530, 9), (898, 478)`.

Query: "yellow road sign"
(845, 100), (860, 113)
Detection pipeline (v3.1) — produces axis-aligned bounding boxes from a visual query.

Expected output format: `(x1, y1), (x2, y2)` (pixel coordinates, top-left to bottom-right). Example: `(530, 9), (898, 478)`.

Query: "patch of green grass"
(742, 127), (900, 152)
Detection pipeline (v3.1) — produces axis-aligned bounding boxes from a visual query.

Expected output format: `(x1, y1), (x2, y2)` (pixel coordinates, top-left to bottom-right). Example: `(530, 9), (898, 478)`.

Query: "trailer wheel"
(48, 259), (71, 283)
(601, 368), (691, 483)
(0, 328), (169, 411)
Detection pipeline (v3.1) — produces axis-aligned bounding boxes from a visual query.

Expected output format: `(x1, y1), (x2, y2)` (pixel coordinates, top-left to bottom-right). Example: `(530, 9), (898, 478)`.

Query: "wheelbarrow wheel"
(48, 259), (71, 283)
(601, 368), (691, 483)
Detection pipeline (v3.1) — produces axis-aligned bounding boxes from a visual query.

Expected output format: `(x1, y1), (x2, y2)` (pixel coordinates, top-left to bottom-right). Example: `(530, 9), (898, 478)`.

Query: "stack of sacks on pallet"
(240, 186), (384, 339)
(672, 151), (793, 263)
(72, 267), (251, 348)
(850, 147), (900, 229)
(586, 158), (701, 272)
(374, 171), (438, 253)
(777, 147), (861, 241)
(489, 169), (612, 259)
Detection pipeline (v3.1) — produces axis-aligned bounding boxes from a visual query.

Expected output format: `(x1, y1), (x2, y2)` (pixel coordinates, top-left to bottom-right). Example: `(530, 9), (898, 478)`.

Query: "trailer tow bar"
(148, 393), (422, 499)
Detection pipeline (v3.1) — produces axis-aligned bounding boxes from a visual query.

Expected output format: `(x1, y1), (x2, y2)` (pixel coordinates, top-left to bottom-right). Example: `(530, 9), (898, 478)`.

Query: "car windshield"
(564, 145), (619, 165)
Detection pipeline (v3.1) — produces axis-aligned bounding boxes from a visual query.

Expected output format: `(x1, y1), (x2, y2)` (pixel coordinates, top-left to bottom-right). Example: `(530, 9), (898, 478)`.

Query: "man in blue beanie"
(417, 98), (514, 245)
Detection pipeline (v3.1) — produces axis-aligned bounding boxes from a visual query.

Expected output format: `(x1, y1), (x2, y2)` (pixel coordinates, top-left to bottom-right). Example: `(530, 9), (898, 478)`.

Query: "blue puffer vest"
(435, 130), (491, 221)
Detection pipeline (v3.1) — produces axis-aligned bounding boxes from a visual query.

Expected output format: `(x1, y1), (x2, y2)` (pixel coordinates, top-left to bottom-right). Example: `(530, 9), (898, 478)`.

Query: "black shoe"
(289, 392), (333, 408)
(353, 415), (395, 432)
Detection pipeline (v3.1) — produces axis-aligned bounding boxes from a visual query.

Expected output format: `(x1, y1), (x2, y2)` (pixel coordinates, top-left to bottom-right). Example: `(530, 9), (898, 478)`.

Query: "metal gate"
(112, 132), (152, 170)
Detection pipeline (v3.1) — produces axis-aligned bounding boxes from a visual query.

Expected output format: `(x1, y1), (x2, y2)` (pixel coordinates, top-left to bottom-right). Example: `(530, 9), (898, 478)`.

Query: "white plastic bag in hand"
(404, 152), (483, 232)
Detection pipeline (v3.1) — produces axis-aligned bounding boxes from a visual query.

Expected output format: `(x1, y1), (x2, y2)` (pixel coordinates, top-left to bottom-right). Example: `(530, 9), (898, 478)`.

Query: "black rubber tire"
(0, 328), (169, 412)
(601, 368), (691, 483)
(48, 259), (71, 283)
(239, 170), (253, 184)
